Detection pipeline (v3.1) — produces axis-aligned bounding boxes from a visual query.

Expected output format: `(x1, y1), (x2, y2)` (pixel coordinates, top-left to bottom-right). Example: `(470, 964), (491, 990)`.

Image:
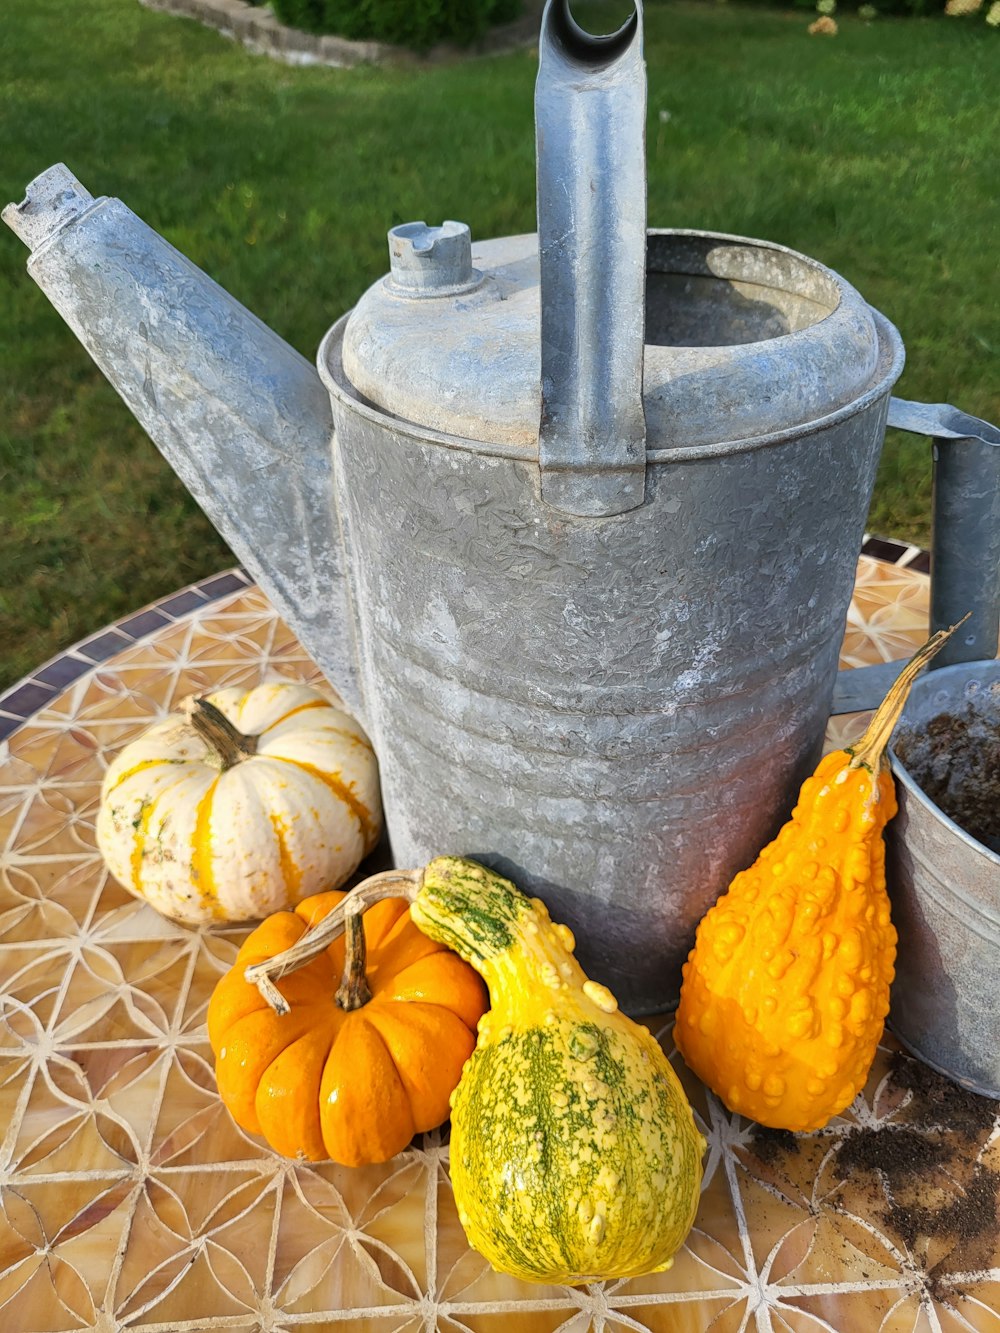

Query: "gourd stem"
(335, 911), (372, 1011)
(245, 870), (424, 1016)
(849, 617), (966, 772)
(186, 697), (257, 770)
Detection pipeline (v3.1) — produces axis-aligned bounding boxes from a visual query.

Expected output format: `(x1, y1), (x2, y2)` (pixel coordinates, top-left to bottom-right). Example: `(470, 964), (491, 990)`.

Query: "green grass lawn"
(1, 0), (997, 691)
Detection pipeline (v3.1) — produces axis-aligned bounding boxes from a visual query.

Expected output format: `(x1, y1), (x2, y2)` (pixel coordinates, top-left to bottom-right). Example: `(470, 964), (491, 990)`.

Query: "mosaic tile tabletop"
(2, 554), (999, 1333)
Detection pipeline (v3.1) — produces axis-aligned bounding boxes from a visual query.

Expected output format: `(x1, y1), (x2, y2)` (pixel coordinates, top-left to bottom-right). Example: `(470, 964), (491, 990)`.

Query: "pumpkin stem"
(186, 697), (257, 770)
(848, 616), (967, 773)
(335, 908), (373, 1011)
(244, 870), (423, 1016)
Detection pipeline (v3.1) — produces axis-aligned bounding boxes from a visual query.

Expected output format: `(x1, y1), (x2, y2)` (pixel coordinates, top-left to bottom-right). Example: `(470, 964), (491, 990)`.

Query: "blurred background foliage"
(266, 0), (524, 48)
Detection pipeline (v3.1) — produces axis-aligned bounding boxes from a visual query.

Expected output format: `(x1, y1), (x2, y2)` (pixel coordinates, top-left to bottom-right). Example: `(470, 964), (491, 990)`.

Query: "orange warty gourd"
(675, 625), (959, 1133)
(207, 885), (487, 1165)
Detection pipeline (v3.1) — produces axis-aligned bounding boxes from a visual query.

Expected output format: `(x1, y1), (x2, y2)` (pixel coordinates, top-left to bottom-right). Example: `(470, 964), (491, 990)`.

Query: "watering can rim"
(320, 297), (904, 466)
(336, 224), (902, 462)
(383, 222), (874, 331)
(889, 657), (1000, 872)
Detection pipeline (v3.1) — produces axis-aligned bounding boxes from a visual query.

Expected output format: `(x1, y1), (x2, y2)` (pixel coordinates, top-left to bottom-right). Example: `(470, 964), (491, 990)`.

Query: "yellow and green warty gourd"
(414, 861), (706, 1284)
(246, 857), (706, 1285)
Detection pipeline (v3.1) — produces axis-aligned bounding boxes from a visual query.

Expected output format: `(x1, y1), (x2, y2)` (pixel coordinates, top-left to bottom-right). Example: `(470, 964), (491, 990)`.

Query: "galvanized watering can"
(5, 1), (998, 1013)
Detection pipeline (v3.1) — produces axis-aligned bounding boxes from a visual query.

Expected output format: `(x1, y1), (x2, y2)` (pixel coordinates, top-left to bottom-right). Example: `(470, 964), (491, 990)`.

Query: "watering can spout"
(4, 164), (363, 721)
(2, 163), (95, 249)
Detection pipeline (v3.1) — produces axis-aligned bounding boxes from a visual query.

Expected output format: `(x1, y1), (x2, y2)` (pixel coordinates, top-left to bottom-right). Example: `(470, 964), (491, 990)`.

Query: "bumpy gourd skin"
(411, 858), (706, 1285)
(675, 750), (898, 1132)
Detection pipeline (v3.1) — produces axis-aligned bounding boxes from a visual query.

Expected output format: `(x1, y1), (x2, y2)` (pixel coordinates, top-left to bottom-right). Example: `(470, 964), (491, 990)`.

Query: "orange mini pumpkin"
(207, 883), (488, 1166)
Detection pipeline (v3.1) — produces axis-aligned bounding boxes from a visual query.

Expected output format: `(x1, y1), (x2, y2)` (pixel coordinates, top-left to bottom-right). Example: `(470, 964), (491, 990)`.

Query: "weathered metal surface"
(887, 660), (1000, 1098)
(386, 221), (481, 298)
(889, 399), (1000, 670)
(887, 397), (1000, 447)
(321, 293), (902, 1011)
(4, 45), (910, 1014)
(830, 401), (1000, 715)
(929, 432), (1000, 669)
(342, 230), (885, 456)
(534, 0), (647, 516)
(3, 165), (363, 723)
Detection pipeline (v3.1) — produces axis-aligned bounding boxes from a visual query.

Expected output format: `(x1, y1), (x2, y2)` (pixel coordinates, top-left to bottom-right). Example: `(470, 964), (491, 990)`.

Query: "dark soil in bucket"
(894, 701), (1000, 855)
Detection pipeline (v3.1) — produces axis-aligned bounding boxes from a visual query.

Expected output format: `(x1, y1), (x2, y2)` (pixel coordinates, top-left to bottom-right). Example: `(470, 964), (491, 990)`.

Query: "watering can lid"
(334, 225), (896, 457)
(333, 1), (898, 478)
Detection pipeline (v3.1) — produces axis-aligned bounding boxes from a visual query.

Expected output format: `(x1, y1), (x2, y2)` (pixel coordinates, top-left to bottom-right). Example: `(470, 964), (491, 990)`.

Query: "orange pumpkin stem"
(186, 696), (258, 770)
(245, 869), (423, 1016)
(848, 615), (967, 774)
(335, 910), (373, 1011)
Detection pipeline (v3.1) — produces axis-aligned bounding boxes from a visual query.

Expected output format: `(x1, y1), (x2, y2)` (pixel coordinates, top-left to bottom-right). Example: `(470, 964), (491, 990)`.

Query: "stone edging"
(138, 0), (544, 68)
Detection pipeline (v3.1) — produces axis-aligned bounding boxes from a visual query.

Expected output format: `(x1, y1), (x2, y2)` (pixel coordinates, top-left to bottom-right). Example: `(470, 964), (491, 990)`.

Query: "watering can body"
(320, 224), (902, 1011)
(5, 3), (994, 1014)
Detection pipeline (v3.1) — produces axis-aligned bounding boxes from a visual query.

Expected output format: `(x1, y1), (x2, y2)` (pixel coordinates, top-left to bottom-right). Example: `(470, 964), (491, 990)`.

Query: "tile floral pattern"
(1, 556), (998, 1332)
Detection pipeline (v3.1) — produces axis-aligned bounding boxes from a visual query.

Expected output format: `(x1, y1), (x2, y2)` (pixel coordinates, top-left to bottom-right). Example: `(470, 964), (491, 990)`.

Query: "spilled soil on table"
(747, 1050), (1000, 1307)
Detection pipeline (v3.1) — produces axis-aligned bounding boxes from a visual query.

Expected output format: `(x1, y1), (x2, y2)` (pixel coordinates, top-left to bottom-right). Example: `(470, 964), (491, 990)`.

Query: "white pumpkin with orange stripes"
(96, 682), (382, 926)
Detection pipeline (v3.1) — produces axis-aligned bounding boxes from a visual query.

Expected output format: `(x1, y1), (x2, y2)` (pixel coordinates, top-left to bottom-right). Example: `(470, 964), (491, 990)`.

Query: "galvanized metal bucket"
(888, 660), (1000, 1097)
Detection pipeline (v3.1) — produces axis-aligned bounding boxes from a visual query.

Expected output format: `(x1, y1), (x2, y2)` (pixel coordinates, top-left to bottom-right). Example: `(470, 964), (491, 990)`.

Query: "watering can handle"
(831, 397), (1000, 715)
(535, 0), (648, 517)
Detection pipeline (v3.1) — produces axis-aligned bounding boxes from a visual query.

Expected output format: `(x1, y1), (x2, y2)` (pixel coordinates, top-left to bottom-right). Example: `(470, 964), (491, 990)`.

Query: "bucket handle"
(831, 399), (1000, 715)
(535, 0), (648, 517)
